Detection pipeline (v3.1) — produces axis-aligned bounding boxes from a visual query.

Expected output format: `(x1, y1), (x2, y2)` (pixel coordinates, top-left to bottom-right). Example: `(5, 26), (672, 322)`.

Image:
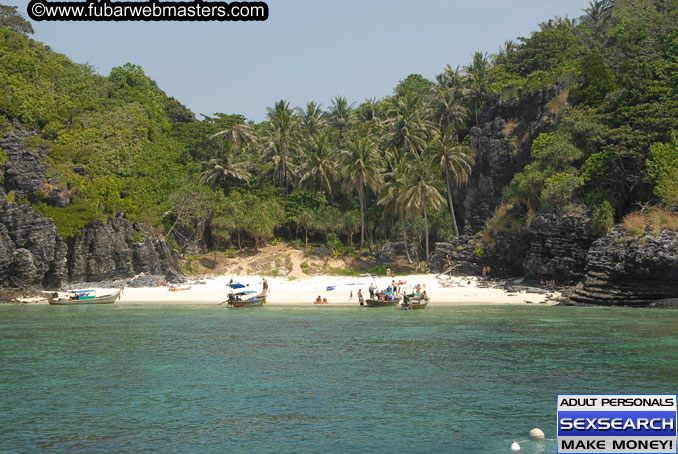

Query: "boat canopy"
(228, 283), (246, 289)
(73, 289), (95, 294)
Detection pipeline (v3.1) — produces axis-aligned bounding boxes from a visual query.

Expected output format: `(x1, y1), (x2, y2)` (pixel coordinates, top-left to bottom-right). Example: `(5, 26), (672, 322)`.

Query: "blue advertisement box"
(557, 394), (677, 454)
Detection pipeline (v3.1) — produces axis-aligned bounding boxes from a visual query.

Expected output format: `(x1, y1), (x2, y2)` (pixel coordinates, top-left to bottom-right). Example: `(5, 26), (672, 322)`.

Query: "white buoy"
(529, 428), (545, 441)
(511, 441), (521, 452)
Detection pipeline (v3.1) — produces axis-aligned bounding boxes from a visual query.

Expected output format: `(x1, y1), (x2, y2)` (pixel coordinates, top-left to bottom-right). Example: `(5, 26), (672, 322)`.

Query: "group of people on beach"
(481, 266), (492, 279)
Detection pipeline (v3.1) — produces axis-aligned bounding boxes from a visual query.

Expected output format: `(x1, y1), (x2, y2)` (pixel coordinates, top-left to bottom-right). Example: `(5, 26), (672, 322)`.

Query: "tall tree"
(400, 155), (446, 265)
(327, 96), (355, 141)
(340, 134), (382, 258)
(261, 100), (299, 189)
(199, 141), (252, 189)
(385, 92), (431, 158)
(299, 131), (336, 194)
(210, 122), (256, 147)
(465, 51), (490, 127)
(0, 5), (34, 35)
(429, 71), (469, 142)
(378, 149), (414, 263)
(430, 127), (475, 237)
(296, 101), (326, 136)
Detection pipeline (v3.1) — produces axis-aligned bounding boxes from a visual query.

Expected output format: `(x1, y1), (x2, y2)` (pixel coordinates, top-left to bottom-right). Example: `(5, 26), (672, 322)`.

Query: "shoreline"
(10, 274), (561, 306)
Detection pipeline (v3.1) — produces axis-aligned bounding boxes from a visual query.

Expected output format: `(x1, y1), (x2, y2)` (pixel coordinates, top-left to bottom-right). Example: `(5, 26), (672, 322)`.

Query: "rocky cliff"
(0, 202), (67, 288)
(522, 213), (596, 284)
(571, 227), (678, 306)
(0, 123), (178, 289)
(67, 215), (177, 283)
(459, 86), (561, 233)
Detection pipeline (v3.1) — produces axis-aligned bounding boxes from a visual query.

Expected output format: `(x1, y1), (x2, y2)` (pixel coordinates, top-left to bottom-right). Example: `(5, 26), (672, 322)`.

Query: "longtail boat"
(365, 293), (402, 307)
(400, 293), (429, 310)
(49, 288), (122, 305)
(220, 282), (266, 308)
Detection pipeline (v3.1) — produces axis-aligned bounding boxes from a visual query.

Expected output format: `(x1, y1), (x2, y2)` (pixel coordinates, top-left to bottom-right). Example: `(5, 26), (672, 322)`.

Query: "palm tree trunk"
(400, 211), (412, 264)
(424, 207), (430, 267)
(358, 185), (365, 258)
(445, 173), (460, 237)
(305, 229), (308, 250)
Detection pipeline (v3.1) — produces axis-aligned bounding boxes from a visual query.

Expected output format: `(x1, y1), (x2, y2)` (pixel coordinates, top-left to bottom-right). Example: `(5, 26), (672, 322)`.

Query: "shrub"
(132, 230), (143, 243)
(647, 140), (678, 206)
(33, 200), (106, 239)
(473, 247), (485, 258)
(622, 212), (646, 236)
(593, 201), (614, 236)
(622, 208), (678, 236)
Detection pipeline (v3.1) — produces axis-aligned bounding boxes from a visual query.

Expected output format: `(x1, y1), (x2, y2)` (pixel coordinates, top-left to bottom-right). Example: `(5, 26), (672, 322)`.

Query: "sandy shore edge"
(17, 274), (559, 306)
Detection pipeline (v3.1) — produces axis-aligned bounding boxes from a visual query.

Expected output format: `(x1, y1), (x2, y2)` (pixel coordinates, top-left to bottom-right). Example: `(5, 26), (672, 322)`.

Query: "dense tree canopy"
(1, 0), (677, 263)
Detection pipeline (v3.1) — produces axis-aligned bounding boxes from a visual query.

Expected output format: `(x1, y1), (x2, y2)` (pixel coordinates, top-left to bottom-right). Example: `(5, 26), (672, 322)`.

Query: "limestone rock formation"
(460, 86), (561, 233)
(67, 214), (177, 282)
(0, 202), (67, 288)
(571, 227), (678, 305)
(522, 213), (596, 284)
(0, 123), (69, 207)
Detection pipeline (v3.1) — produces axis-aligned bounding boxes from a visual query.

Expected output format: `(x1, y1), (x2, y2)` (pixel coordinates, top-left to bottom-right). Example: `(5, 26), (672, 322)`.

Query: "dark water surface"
(1, 304), (677, 453)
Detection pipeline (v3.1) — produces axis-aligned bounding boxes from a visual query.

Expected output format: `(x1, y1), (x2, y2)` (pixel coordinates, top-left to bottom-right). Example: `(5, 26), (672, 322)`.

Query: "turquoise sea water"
(1, 304), (677, 453)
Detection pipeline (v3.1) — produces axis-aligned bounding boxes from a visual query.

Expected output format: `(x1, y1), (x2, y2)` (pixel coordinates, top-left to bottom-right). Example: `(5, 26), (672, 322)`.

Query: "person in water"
(322, 297), (328, 304)
(315, 295), (322, 304)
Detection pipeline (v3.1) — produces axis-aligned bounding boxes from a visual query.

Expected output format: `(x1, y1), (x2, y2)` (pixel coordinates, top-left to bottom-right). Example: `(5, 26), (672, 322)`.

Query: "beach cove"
(28, 273), (560, 306)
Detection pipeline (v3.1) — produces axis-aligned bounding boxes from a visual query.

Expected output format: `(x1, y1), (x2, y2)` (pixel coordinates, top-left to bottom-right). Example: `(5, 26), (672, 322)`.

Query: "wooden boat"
(49, 288), (122, 305)
(222, 285), (266, 308)
(365, 294), (402, 307)
(401, 293), (429, 310)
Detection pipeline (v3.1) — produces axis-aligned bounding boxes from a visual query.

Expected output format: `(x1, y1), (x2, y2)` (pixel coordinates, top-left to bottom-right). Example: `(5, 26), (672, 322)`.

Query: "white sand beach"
(41, 274), (557, 306)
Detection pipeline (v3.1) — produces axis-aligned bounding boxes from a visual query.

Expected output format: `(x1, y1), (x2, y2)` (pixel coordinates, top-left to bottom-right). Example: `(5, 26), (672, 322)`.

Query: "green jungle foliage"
(1, 0), (677, 257)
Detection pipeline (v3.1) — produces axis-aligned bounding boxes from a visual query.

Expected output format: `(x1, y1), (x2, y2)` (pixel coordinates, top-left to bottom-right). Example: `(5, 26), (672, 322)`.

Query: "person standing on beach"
(349, 290), (353, 302)
(368, 283), (375, 299)
(358, 289), (364, 306)
(262, 279), (269, 294)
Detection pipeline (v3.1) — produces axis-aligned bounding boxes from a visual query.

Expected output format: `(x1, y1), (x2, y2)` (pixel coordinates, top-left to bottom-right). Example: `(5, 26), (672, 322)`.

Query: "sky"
(12, 0), (591, 122)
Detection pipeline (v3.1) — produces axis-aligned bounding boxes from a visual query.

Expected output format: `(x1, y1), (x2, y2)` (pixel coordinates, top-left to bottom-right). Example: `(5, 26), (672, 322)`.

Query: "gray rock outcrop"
(0, 123), (69, 207)
(571, 227), (678, 305)
(0, 202), (67, 288)
(459, 86), (561, 233)
(429, 235), (483, 276)
(523, 213), (596, 284)
(67, 214), (177, 282)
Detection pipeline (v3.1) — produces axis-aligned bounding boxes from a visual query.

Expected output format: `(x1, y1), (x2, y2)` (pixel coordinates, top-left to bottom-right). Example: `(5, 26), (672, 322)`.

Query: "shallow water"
(1, 304), (677, 453)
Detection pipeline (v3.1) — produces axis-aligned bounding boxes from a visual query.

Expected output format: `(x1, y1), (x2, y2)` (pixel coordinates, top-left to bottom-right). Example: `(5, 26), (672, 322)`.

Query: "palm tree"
(200, 141), (252, 189)
(261, 100), (299, 189)
(400, 155), (446, 265)
(299, 131), (336, 194)
(430, 127), (475, 237)
(339, 134), (382, 258)
(465, 51), (490, 127)
(209, 122), (256, 147)
(429, 80), (469, 143)
(378, 149), (414, 263)
(385, 92), (431, 158)
(296, 101), (326, 135)
(584, 0), (613, 26)
(327, 96), (355, 140)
